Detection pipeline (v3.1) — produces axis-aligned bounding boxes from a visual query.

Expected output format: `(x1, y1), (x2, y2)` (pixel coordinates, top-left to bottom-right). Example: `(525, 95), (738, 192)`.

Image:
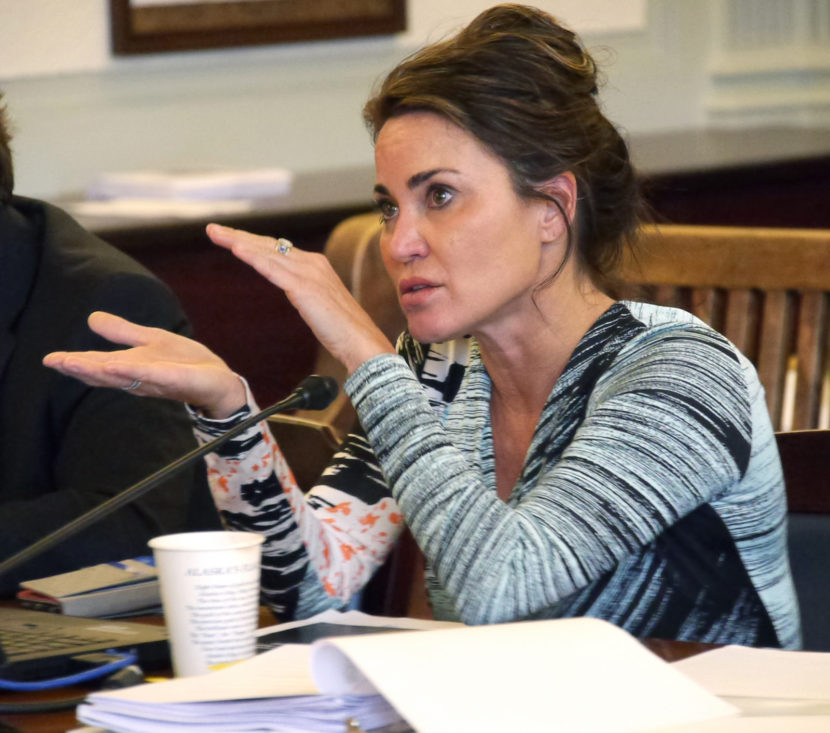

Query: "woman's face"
(373, 112), (559, 345)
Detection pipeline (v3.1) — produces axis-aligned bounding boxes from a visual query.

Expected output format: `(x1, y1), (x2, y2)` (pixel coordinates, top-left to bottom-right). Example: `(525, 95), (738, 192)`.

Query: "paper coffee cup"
(148, 531), (264, 677)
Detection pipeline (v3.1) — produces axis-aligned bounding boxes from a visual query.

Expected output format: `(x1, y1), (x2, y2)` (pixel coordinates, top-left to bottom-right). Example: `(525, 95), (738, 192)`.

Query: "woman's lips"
(399, 278), (439, 308)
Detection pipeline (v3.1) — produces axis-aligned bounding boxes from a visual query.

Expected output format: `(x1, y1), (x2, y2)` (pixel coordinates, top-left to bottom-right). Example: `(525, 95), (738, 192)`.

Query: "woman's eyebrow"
(374, 168), (461, 197)
(407, 168), (459, 189)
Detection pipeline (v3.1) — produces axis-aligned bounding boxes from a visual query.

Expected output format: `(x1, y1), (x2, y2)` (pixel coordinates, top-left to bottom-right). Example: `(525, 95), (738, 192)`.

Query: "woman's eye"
(375, 199), (398, 221)
(428, 186), (454, 208)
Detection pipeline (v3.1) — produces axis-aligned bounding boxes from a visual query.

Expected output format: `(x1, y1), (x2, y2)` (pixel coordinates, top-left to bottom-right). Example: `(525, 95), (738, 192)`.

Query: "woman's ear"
(536, 171), (577, 243)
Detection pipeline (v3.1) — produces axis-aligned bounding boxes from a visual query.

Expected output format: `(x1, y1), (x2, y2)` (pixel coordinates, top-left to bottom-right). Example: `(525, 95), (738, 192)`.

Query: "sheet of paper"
(89, 644), (317, 703)
(672, 645), (830, 700)
(256, 608), (459, 636)
(311, 616), (738, 733)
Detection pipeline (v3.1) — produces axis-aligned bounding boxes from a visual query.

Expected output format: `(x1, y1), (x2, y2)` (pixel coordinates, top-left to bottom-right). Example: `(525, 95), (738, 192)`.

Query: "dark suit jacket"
(0, 196), (219, 593)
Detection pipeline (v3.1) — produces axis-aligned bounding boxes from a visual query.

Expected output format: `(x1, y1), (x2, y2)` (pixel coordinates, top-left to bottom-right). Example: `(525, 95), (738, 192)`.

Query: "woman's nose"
(382, 214), (428, 263)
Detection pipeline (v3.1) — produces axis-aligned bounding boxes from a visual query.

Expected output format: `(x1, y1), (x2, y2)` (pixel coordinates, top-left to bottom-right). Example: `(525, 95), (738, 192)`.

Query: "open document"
(76, 613), (738, 733)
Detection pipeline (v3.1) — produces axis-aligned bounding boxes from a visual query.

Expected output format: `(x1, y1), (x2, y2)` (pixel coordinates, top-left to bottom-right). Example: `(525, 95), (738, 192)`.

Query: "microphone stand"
(0, 375), (338, 579)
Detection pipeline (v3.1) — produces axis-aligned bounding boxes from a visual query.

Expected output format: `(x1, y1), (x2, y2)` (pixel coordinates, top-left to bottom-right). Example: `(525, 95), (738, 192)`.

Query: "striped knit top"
(194, 301), (801, 648)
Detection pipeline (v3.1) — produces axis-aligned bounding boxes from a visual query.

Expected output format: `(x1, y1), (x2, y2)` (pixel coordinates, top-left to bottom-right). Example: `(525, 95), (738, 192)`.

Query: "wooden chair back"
(619, 225), (830, 431)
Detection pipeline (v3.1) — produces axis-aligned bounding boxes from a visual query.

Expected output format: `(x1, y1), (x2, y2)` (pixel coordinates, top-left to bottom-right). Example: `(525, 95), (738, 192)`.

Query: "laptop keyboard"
(0, 627), (121, 659)
(0, 608), (170, 681)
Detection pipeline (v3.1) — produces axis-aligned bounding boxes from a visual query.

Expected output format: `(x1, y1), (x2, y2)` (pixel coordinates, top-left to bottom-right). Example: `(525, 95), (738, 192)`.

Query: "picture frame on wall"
(109, 0), (407, 55)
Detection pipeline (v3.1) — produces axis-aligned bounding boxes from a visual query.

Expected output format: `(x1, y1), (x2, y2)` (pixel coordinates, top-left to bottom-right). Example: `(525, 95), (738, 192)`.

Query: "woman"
(44, 5), (800, 648)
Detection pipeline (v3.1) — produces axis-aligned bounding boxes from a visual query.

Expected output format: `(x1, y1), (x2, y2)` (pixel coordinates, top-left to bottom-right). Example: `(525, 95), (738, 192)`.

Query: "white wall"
(0, 0), (824, 199)
(0, 1), (647, 78)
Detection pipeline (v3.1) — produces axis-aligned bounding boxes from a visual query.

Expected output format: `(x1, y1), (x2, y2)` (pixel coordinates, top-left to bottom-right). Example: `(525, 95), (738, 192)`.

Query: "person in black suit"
(0, 97), (218, 594)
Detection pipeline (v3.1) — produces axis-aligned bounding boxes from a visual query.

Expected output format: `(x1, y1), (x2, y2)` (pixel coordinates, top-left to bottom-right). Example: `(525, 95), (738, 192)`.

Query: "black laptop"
(0, 607), (170, 682)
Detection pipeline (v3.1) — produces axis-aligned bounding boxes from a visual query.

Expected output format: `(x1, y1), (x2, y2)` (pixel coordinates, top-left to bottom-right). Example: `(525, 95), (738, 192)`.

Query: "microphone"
(279, 374), (339, 412)
(0, 375), (339, 579)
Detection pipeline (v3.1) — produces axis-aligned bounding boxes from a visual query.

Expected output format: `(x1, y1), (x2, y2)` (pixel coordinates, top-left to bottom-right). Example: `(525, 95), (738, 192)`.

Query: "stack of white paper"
(76, 614), (738, 733)
(83, 692), (399, 732)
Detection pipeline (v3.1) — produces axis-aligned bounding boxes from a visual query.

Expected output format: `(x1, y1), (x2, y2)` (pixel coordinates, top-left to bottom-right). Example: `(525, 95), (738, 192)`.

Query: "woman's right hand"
(42, 311), (247, 419)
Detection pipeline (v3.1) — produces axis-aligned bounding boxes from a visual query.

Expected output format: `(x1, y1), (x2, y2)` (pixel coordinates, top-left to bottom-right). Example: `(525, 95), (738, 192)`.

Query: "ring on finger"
(122, 379), (142, 392)
(275, 238), (293, 256)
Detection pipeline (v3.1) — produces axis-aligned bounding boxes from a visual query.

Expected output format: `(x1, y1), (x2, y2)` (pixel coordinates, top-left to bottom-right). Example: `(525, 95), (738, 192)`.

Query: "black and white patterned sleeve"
(190, 367), (409, 619)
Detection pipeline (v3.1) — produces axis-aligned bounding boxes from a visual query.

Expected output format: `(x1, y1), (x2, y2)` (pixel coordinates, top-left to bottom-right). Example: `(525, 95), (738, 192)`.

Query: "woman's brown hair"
(363, 4), (641, 295)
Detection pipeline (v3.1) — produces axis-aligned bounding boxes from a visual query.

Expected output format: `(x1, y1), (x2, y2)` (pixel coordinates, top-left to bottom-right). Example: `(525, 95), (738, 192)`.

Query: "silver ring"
(123, 379), (142, 392)
(275, 238), (293, 256)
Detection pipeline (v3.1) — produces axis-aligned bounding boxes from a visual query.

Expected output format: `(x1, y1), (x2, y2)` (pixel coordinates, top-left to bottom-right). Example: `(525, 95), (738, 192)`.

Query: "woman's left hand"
(206, 224), (395, 374)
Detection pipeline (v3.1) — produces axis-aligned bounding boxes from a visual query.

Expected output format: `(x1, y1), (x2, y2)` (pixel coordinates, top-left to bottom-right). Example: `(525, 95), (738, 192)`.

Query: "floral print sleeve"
(189, 377), (404, 620)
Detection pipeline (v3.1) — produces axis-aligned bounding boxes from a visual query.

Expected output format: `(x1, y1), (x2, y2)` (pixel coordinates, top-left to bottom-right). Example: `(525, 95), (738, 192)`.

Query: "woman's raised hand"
(44, 224), (395, 416)
(206, 224), (395, 374)
(42, 312), (246, 419)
